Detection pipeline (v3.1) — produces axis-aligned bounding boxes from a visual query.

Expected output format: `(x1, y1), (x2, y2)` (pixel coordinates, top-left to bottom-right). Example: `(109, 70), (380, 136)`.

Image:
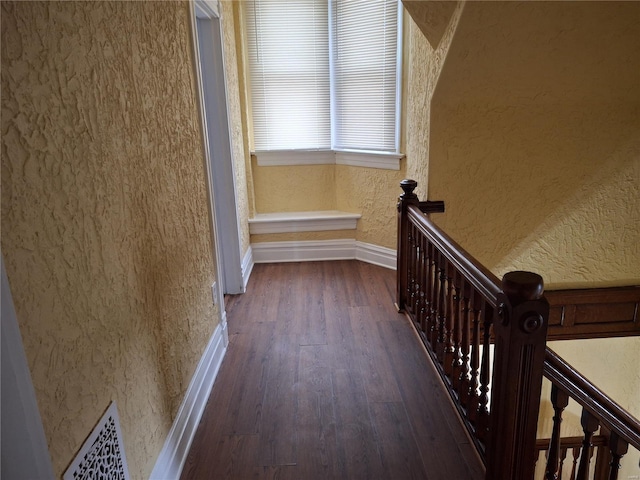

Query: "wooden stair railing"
(396, 179), (640, 480)
(540, 349), (640, 480)
(397, 179), (550, 479)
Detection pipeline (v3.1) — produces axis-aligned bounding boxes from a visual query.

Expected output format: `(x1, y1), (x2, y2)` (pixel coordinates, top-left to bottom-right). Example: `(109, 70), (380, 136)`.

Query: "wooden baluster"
(418, 234), (427, 333)
(443, 262), (455, 376)
(468, 290), (481, 424)
(436, 254), (447, 364)
(450, 271), (463, 390)
(594, 428), (611, 480)
(458, 283), (471, 408)
(397, 179), (419, 311)
(576, 409), (600, 480)
(569, 447), (580, 480)
(476, 300), (493, 442)
(558, 446), (569, 480)
(424, 241), (434, 339)
(408, 224), (417, 312)
(429, 249), (440, 346)
(443, 262), (455, 375)
(485, 271), (549, 480)
(606, 432), (629, 480)
(546, 384), (570, 480)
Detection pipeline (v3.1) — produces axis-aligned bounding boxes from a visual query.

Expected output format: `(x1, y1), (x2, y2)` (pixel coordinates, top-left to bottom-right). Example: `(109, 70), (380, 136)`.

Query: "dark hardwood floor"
(181, 261), (485, 480)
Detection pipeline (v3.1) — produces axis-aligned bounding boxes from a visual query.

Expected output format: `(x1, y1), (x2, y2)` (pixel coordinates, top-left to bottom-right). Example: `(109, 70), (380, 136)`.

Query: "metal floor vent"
(63, 401), (130, 480)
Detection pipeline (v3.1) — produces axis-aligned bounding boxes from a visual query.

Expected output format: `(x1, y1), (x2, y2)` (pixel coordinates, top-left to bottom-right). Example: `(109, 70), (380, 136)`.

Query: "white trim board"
(150, 317), (229, 480)
(241, 246), (254, 290)
(248, 211), (361, 235)
(251, 240), (397, 270)
(253, 149), (403, 170)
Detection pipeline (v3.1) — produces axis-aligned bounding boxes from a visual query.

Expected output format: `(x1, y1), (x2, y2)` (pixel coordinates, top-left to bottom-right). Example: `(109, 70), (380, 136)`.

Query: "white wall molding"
(251, 239), (396, 270)
(248, 211), (361, 235)
(335, 150), (403, 170)
(253, 149), (404, 170)
(241, 246), (254, 290)
(150, 318), (228, 480)
(355, 241), (397, 270)
(1, 255), (55, 479)
(254, 149), (335, 166)
(252, 239), (356, 264)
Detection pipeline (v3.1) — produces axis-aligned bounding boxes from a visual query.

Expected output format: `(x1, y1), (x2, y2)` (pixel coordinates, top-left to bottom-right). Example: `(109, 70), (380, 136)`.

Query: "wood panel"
(545, 286), (640, 340)
(181, 260), (485, 480)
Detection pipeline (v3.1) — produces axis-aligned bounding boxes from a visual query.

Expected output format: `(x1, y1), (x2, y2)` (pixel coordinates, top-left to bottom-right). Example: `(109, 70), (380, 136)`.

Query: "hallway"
(181, 261), (484, 479)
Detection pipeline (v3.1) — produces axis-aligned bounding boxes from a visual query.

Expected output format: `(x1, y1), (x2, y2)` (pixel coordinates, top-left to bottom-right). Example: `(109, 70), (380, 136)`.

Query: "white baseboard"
(149, 317), (228, 480)
(241, 246), (254, 290)
(251, 239), (396, 270)
(355, 241), (397, 270)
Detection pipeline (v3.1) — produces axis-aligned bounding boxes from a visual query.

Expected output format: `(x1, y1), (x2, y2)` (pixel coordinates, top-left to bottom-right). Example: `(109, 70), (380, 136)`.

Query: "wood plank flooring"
(181, 261), (485, 480)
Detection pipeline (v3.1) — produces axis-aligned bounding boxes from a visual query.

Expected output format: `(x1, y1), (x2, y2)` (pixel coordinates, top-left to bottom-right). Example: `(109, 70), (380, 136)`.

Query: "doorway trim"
(192, 0), (245, 296)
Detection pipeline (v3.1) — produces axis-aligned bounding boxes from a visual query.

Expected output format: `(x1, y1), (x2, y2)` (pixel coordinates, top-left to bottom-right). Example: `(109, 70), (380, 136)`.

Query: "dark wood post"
(485, 271), (550, 480)
(397, 179), (419, 311)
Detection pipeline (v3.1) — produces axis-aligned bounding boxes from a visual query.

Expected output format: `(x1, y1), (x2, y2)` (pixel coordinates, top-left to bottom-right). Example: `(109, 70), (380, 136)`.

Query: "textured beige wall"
(429, 1), (640, 287)
(221, 1), (251, 256)
(1, 2), (218, 477)
(404, 1), (463, 200)
(335, 165), (406, 249)
(251, 161), (338, 213)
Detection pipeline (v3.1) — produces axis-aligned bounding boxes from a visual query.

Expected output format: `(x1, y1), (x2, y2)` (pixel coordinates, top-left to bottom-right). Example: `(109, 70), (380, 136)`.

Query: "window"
(246, 0), (402, 167)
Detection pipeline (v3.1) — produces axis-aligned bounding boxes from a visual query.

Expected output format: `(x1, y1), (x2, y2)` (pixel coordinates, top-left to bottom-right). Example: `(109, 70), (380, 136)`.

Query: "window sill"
(252, 149), (404, 170)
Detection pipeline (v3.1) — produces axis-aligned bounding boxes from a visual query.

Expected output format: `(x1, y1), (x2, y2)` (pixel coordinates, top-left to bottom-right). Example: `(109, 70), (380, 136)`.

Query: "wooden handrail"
(397, 179), (640, 480)
(544, 348), (640, 451)
(406, 205), (501, 306)
(397, 179), (550, 480)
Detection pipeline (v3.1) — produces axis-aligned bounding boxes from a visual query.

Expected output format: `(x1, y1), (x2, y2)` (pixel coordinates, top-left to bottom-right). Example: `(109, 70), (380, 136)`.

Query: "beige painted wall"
(429, 1), (640, 288)
(1, 2), (218, 477)
(221, 1), (251, 256)
(403, 1), (463, 200)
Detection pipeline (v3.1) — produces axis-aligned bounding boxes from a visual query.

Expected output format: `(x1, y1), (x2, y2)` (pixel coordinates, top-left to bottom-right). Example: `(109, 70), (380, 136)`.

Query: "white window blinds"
(246, 0), (401, 154)
(246, 0), (331, 151)
(331, 0), (399, 152)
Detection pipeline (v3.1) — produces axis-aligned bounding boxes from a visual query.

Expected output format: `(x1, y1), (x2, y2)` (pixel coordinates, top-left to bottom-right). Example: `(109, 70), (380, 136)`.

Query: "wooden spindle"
(458, 285), (471, 407)
(468, 292), (481, 423)
(408, 224), (417, 311)
(425, 241), (434, 337)
(450, 272), (463, 389)
(443, 262), (455, 375)
(436, 254), (447, 363)
(546, 384), (570, 480)
(569, 446), (580, 480)
(421, 236), (429, 332)
(558, 446), (568, 480)
(429, 251), (441, 348)
(607, 432), (629, 480)
(576, 409), (600, 480)
(476, 301), (493, 443)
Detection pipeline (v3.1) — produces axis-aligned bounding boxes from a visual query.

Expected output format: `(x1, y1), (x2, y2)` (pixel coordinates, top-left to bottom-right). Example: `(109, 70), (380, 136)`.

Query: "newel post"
(396, 179), (420, 311)
(485, 271), (550, 480)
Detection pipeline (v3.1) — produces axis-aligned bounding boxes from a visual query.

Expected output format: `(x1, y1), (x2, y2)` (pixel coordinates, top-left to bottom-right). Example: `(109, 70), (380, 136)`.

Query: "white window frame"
(249, 0), (404, 170)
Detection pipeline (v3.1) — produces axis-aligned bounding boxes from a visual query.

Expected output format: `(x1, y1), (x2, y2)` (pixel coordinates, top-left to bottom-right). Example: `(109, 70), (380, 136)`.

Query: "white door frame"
(191, 0), (245, 295)
(1, 254), (55, 479)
